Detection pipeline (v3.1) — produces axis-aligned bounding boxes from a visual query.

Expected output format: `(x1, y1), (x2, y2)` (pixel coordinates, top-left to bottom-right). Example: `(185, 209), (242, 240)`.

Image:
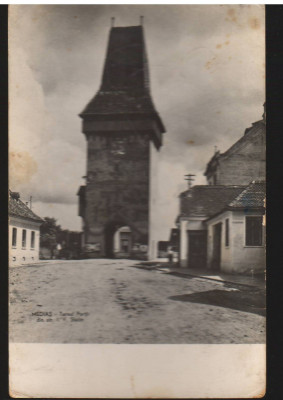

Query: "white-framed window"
(22, 229), (27, 249)
(12, 227), (17, 247)
(245, 216), (263, 246)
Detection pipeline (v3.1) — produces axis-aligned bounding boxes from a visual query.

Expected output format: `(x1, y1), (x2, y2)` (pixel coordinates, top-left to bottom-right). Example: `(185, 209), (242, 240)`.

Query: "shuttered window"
(245, 216), (263, 246)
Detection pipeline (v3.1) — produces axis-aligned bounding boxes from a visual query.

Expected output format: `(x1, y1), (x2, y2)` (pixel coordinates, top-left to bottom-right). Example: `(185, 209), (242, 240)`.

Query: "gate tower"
(78, 23), (165, 259)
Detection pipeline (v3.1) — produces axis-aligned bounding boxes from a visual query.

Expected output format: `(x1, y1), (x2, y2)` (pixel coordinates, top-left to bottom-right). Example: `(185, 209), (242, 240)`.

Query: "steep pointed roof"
(101, 25), (149, 92)
(80, 25), (165, 134)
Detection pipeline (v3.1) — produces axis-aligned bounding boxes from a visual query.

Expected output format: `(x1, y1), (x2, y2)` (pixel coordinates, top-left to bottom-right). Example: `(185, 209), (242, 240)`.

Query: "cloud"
(9, 5), (265, 233)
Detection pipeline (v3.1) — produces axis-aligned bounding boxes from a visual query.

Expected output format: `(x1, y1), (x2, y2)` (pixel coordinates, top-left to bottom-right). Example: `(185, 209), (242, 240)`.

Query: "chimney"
(10, 191), (20, 201)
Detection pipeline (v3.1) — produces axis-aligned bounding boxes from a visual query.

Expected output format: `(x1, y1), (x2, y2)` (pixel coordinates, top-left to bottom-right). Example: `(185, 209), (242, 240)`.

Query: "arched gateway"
(77, 23), (165, 259)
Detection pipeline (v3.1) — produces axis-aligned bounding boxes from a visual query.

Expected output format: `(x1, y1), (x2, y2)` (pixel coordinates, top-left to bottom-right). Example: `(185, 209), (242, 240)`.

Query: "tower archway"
(104, 221), (132, 258)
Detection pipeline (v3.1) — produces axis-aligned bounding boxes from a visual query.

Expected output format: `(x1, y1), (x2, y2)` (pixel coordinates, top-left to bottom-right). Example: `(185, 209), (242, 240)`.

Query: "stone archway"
(113, 226), (132, 258)
(104, 221), (130, 258)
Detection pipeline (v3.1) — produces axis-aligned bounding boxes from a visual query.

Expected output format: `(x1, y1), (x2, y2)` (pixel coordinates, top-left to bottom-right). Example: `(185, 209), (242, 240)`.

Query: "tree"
(40, 217), (61, 258)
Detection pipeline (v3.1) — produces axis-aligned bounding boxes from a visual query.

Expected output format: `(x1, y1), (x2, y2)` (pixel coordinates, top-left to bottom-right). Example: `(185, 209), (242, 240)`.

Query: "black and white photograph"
(9, 4), (265, 398)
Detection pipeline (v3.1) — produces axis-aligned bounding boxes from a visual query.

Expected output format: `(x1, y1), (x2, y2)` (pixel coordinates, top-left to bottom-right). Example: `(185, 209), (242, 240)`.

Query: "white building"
(177, 181), (265, 274)
(9, 191), (43, 266)
(206, 181), (265, 274)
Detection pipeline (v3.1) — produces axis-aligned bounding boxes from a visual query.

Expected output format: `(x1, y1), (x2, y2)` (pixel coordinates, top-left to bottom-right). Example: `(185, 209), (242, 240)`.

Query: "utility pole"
(184, 174), (195, 189)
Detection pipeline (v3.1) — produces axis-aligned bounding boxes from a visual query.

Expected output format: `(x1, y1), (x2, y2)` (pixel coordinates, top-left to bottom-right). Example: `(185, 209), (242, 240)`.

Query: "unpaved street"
(9, 259), (265, 343)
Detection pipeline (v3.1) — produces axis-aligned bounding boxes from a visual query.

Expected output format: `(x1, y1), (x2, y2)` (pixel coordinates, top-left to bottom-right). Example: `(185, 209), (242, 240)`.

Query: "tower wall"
(84, 126), (152, 258)
(148, 140), (160, 260)
(78, 25), (165, 258)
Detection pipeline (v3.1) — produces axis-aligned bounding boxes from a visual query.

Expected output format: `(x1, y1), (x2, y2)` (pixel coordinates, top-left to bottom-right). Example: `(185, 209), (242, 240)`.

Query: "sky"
(9, 5), (265, 239)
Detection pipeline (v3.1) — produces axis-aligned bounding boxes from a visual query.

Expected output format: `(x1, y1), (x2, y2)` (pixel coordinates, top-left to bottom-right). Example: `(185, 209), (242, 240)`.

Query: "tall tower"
(78, 23), (165, 259)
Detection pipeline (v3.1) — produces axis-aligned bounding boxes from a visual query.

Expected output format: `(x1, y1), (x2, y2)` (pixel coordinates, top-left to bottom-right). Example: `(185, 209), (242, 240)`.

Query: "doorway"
(188, 230), (207, 269)
(212, 223), (222, 270)
(105, 222), (132, 258)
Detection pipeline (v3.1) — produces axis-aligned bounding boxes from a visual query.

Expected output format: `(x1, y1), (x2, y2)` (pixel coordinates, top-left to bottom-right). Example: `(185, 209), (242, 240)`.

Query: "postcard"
(9, 4), (265, 398)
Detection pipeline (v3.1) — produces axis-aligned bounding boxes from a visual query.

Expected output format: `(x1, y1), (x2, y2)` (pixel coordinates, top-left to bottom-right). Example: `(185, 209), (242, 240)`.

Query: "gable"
(221, 122), (265, 160)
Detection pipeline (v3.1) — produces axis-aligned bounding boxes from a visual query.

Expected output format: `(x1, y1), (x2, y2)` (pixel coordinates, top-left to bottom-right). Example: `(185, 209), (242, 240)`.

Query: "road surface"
(9, 259), (265, 343)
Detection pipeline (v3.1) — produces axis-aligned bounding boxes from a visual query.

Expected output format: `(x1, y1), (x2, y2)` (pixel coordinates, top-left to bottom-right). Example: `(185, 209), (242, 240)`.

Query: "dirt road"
(9, 259), (265, 343)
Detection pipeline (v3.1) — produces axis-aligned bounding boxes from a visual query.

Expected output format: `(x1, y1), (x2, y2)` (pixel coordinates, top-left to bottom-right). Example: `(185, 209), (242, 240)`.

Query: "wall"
(148, 140), (160, 260)
(207, 211), (232, 271)
(205, 126), (265, 186)
(179, 217), (206, 268)
(230, 210), (265, 274)
(84, 130), (150, 256)
(9, 216), (41, 266)
(217, 129), (265, 186)
(207, 210), (265, 274)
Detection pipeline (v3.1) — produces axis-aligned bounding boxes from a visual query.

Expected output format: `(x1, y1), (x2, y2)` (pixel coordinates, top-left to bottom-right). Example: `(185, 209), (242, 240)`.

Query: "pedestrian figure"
(167, 246), (173, 266)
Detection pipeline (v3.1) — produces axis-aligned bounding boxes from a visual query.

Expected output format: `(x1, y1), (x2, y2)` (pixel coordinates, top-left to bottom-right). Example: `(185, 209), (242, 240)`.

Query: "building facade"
(77, 24), (165, 259)
(177, 107), (266, 274)
(206, 181), (265, 274)
(9, 191), (43, 266)
(178, 185), (245, 268)
(204, 110), (266, 185)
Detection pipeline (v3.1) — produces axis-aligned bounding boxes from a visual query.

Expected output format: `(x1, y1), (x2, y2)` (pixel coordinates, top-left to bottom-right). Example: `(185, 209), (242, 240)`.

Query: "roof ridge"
(9, 194), (43, 222)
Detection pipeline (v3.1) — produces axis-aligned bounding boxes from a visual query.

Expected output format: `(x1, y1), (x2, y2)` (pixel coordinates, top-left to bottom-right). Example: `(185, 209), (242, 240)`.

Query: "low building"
(206, 181), (265, 274)
(177, 106), (266, 274)
(9, 191), (43, 266)
(177, 181), (265, 274)
(177, 185), (245, 268)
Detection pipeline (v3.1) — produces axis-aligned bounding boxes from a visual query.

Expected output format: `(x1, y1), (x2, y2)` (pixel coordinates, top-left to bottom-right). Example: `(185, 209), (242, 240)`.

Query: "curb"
(157, 268), (264, 289)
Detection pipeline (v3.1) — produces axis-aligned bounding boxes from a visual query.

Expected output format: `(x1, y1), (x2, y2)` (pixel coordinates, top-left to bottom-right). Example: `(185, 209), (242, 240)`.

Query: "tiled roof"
(100, 26), (149, 92)
(80, 25), (165, 133)
(81, 90), (158, 116)
(228, 181), (265, 209)
(180, 186), (245, 218)
(9, 192), (43, 222)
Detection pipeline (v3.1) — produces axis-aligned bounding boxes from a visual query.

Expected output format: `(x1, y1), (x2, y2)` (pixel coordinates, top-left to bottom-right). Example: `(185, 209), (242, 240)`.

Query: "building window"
(31, 231), (35, 249)
(225, 219), (229, 247)
(245, 216), (263, 246)
(22, 229), (27, 248)
(12, 228), (17, 247)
